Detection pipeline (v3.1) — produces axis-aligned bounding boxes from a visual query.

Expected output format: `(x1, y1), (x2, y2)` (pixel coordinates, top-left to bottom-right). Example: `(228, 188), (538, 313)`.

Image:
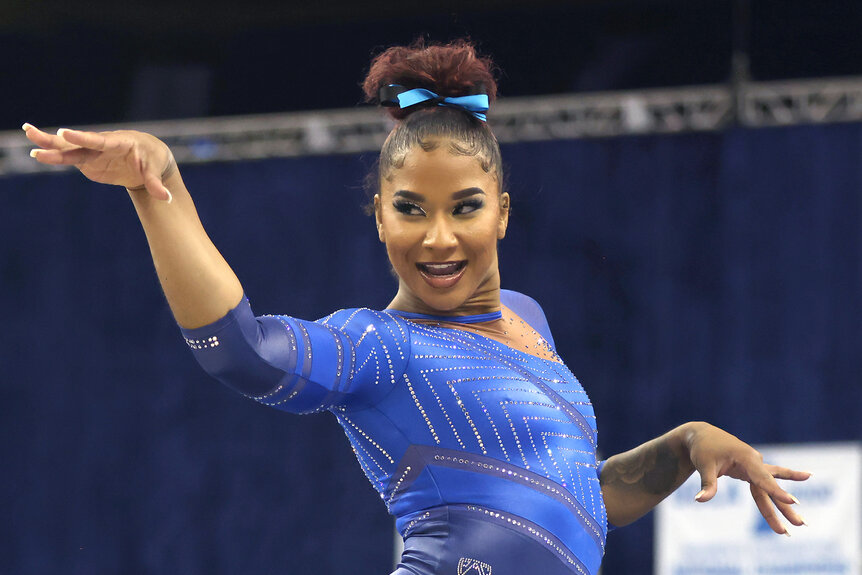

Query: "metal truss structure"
(3, 76), (862, 177)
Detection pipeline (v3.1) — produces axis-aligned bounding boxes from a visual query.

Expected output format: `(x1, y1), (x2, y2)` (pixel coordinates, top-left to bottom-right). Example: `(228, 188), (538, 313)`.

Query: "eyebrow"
(393, 187), (486, 202)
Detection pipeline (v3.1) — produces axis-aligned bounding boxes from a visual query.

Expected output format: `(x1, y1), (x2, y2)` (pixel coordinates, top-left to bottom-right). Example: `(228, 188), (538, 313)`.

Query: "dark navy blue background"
(2, 124), (860, 573)
(6, 0), (862, 131)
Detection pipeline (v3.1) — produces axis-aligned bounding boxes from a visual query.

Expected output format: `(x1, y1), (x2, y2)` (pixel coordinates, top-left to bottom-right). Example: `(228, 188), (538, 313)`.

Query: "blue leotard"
(181, 289), (607, 575)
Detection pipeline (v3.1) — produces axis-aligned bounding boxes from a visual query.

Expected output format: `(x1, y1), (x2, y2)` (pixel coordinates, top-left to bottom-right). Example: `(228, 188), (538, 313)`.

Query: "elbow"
(602, 495), (639, 528)
(189, 345), (286, 398)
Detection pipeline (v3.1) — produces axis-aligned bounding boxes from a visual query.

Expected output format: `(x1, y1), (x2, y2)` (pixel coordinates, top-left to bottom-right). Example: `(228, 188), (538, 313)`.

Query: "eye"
(453, 199), (484, 215)
(393, 201), (425, 216)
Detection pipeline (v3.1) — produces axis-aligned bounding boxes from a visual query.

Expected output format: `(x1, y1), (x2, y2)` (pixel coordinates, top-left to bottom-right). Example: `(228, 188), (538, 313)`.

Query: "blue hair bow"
(380, 84), (489, 122)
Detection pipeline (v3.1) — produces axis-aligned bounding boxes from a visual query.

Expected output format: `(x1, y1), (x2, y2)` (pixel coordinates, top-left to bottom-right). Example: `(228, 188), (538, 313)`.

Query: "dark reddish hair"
(363, 38), (499, 120)
(361, 39), (505, 214)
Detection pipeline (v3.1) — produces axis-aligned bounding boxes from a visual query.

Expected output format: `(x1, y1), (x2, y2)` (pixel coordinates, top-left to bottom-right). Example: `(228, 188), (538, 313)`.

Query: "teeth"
(420, 262), (463, 276)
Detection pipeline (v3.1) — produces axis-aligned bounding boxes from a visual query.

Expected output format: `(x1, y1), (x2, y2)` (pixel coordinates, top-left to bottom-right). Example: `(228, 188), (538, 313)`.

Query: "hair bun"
(363, 39), (498, 120)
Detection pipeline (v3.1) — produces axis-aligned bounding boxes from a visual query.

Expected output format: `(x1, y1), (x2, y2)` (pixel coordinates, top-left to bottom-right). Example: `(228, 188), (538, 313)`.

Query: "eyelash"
(393, 201), (425, 216)
(392, 199), (484, 216)
(454, 199), (484, 215)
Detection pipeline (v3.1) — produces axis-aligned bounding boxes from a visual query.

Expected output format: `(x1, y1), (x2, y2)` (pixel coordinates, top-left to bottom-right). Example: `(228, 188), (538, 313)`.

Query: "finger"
(774, 497), (806, 527)
(695, 460), (718, 502)
(23, 124), (78, 151)
(143, 174), (173, 203)
(765, 464), (813, 482)
(30, 147), (99, 166)
(750, 483), (790, 536)
(749, 464), (796, 505)
(57, 128), (112, 152)
(138, 156), (172, 203)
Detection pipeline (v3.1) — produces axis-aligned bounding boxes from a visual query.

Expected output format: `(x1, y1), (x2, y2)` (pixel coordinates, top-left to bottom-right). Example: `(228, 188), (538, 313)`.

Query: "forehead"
(382, 144), (498, 196)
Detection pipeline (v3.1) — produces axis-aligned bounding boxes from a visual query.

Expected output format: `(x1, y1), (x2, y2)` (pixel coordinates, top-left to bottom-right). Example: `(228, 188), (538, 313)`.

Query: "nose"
(422, 214), (458, 250)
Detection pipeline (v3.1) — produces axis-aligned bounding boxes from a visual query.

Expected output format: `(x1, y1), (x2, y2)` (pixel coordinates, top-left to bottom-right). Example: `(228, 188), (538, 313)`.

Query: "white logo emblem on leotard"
(457, 557), (492, 575)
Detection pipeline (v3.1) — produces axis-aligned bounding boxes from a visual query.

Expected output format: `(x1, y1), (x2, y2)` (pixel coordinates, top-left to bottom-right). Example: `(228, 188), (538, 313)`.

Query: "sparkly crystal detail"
(184, 298), (607, 568)
(459, 505), (590, 575)
(184, 335), (220, 350)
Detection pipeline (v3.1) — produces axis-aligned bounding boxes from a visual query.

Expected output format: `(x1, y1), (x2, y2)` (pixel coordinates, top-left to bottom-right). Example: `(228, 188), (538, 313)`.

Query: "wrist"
(126, 152), (177, 192)
(680, 421), (711, 446)
(671, 421), (710, 474)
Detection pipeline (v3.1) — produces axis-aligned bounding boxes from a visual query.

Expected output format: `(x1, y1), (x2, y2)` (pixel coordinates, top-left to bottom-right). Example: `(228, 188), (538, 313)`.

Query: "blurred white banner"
(655, 442), (861, 575)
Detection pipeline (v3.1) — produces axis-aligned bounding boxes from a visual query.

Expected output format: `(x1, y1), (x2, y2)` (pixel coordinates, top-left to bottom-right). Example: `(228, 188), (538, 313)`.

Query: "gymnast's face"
(374, 140), (510, 313)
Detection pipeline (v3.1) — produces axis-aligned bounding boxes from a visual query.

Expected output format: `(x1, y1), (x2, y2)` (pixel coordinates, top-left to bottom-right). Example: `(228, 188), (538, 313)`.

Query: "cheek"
(381, 221), (421, 260)
(464, 220), (500, 259)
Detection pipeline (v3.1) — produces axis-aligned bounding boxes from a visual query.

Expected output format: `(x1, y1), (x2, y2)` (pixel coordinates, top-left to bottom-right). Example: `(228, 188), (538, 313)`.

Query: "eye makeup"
(453, 199), (484, 215)
(393, 199), (484, 217)
(393, 201), (426, 216)
(390, 188), (487, 217)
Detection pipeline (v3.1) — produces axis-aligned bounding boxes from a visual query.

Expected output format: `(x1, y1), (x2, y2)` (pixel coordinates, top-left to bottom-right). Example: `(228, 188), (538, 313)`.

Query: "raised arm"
(600, 421), (811, 534)
(24, 123), (411, 413)
(24, 124), (242, 328)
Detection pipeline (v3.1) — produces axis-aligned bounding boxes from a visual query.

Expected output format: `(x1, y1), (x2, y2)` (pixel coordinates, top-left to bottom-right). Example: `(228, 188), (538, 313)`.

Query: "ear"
(497, 192), (510, 240)
(374, 194), (385, 243)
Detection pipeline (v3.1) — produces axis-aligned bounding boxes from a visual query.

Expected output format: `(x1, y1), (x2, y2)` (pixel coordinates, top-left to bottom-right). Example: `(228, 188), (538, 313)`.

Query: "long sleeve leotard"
(180, 290), (607, 575)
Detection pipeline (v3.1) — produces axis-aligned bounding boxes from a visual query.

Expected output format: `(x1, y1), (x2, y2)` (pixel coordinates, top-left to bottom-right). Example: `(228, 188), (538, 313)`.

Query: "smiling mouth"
(416, 261), (467, 288)
(417, 261), (466, 276)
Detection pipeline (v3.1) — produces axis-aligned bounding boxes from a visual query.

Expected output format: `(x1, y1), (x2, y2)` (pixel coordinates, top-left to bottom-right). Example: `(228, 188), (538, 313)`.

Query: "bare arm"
(600, 423), (694, 527)
(126, 167), (243, 327)
(600, 421), (811, 534)
(25, 124), (242, 328)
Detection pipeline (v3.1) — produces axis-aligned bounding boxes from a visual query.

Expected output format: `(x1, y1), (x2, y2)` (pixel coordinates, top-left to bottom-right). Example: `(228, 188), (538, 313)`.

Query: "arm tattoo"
(600, 439), (682, 496)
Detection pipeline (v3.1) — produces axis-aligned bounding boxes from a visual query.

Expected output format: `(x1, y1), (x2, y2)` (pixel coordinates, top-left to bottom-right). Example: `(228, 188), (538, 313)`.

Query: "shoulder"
(318, 307), (410, 335)
(500, 289), (544, 315)
(315, 308), (412, 408)
(316, 307), (412, 353)
(500, 289), (556, 350)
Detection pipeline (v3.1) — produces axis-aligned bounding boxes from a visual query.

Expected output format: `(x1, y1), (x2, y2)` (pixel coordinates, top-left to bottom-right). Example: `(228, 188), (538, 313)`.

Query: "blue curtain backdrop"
(1, 123), (860, 574)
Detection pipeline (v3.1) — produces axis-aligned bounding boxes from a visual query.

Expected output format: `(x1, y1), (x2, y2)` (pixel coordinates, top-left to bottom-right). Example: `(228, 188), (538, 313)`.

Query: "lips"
(416, 260), (467, 288)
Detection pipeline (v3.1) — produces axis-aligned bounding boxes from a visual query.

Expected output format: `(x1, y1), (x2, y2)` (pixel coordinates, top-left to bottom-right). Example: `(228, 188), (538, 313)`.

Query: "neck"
(387, 273), (502, 317)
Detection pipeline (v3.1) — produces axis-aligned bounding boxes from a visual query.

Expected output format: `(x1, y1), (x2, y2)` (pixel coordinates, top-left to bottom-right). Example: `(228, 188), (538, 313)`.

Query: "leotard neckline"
(386, 309), (503, 324)
(386, 307), (564, 366)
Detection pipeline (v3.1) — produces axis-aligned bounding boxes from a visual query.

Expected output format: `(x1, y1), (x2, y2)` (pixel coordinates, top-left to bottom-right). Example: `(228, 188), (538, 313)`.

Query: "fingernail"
(163, 187), (173, 204)
(783, 527), (791, 537)
(22, 123), (32, 131)
(790, 494), (801, 505)
(799, 515), (808, 526)
(29, 149), (39, 158)
(694, 490), (706, 501)
(57, 128), (71, 138)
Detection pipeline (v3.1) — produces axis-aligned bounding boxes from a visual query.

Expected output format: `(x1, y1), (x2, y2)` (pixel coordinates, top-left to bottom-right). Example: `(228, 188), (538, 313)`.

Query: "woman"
(25, 40), (808, 575)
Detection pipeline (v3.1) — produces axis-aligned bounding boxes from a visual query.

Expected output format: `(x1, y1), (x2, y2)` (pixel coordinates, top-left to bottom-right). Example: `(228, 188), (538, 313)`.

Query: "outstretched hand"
(23, 124), (175, 202)
(685, 422), (811, 535)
